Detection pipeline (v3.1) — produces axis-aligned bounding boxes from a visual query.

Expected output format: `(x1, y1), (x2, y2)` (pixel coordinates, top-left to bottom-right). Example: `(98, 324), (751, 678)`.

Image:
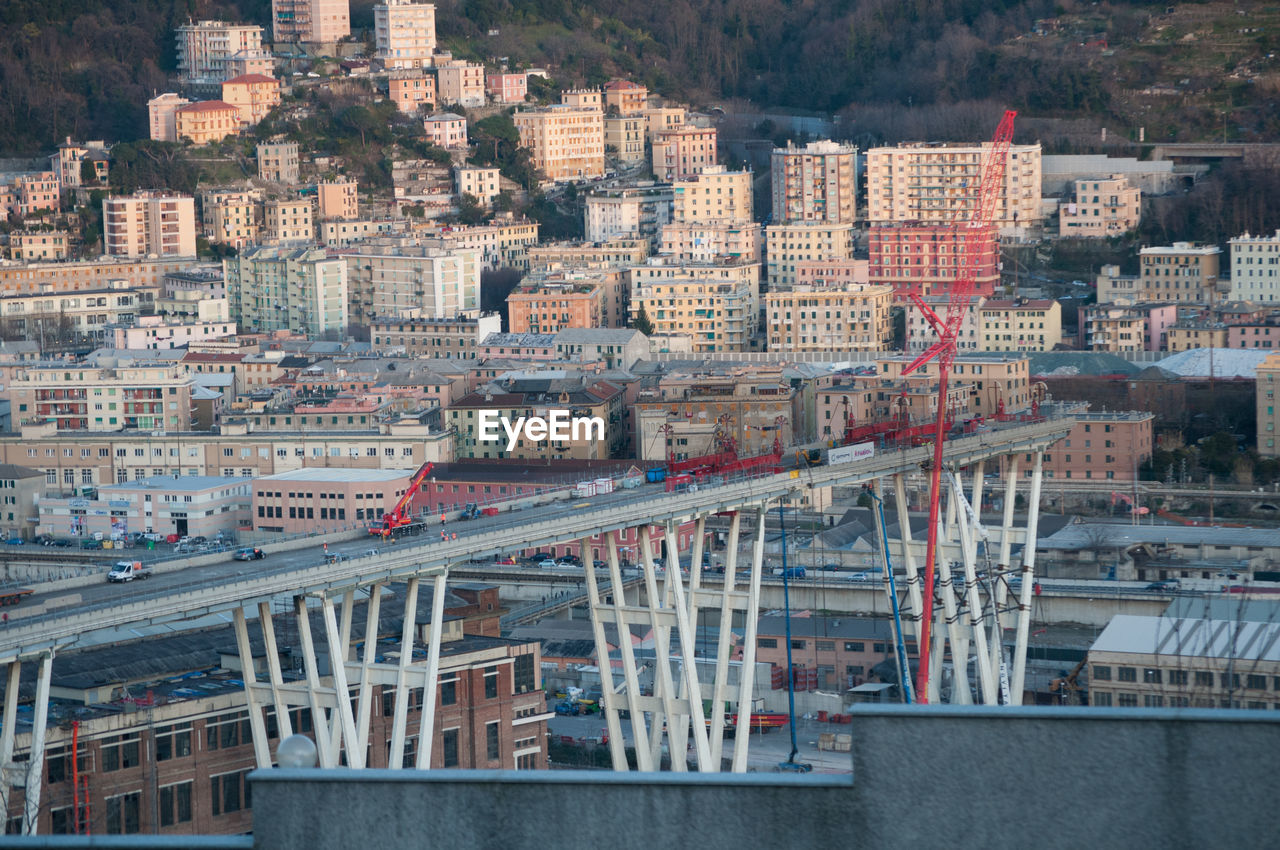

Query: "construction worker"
(440, 513), (446, 527)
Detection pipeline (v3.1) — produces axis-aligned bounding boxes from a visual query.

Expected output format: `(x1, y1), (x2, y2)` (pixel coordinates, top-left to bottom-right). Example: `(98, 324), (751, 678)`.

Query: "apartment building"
(0, 283), (155, 342)
(148, 93), (191, 142)
(1139, 242), (1221, 303)
(256, 141), (300, 184)
(103, 192), (197, 259)
(486, 72), (528, 103)
(514, 103), (605, 184)
(1258, 352), (1280, 456)
(507, 280), (605, 334)
(317, 178), (359, 221)
(796, 259), (870, 288)
(0, 257), (189, 297)
(634, 370), (796, 460)
(262, 199), (314, 244)
(603, 115), (645, 162)
(448, 378), (626, 460)
(867, 223), (1001, 301)
(112, 316), (237, 350)
(770, 140), (857, 224)
(320, 219), (411, 246)
(584, 186), (673, 243)
(1082, 304), (1171, 353)
(1229, 230), (1280, 303)
(201, 190), (262, 250)
(454, 166), (500, 207)
(174, 101), (240, 145)
(651, 126), (718, 181)
(374, 0), (437, 69)
(525, 238), (648, 271)
(765, 283), (893, 352)
(603, 80), (648, 115)
(175, 21), (270, 89)
(864, 142), (1043, 233)
(220, 74), (281, 127)
(554, 327), (648, 370)
(225, 245), (348, 336)
(658, 222), (761, 264)
(390, 158), (453, 213)
(765, 222), (855, 290)
(341, 238), (481, 323)
(50, 138), (109, 192)
(7, 359), (195, 433)
(9, 231), (69, 262)
(0, 170), (58, 220)
(630, 278), (757, 352)
(436, 60), (486, 107)
(1038, 411), (1153, 482)
(370, 313), (501, 358)
(672, 166), (752, 224)
(905, 295), (983, 354)
(877, 354), (1031, 419)
(978, 298), (1063, 352)
(629, 258), (760, 305)
(39, 474), (250, 538)
(1095, 264), (1142, 304)
(389, 73), (437, 114)
(423, 112), (468, 149)
(1059, 174), (1141, 237)
(272, 0), (350, 42)
(428, 215), (540, 269)
(1165, 322), (1228, 352)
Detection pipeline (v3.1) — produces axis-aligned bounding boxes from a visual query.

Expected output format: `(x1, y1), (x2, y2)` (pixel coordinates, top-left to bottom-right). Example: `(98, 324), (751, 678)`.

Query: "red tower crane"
(901, 110), (1016, 702)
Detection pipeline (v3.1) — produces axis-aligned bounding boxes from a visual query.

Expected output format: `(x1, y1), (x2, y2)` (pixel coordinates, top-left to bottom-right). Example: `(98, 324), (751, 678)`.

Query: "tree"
(78, 159), (97, 187)
(633, 304), (654, 336)
(457, 193), (486, 225)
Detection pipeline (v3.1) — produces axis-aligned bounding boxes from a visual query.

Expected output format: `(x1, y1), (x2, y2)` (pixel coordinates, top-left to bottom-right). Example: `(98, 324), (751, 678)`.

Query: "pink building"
(389, 74), (436, 114)
(252, 467), (417, 534)
(423, 112), (468, 149)
(868, 223), (1000, 302)
(1229, 323), (1280, 349)
(796, 258), (870, 287)
(1039, 411), (1153, 483)
(486, 72), (528, 104)
(651, 126), (718, 181)
(0, 172), (59, 218)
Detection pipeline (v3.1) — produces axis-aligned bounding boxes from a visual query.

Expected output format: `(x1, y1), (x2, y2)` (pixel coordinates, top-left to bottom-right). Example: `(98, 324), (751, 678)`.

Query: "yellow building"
(220, 74), (281, 126)
(1140, 242), (1222, 304)
(764, 221), (855, 289)
(978, 298), (1063, 352)
(630, 278), (756, 352)
(672, 166), (752, 224)
(174, 100), (240, 145)
(454, 166), (500, 207)
(514, 103), (605, 184)
(1257, 352), (1280, 456)
(658, 222), (761, 264)
(263, 198), (314, 243)
(103, 192), (197, 259)
(8, 360), (196, 432)
(604, 116), (645, 163)
(765, 284), (893, 352)
(1165, 323), (1229, 352)
(1059, 174), (1141, 237)
(603, 80), (648, 116)
(203, 191), (262, 249)
(641, 106), (685, 141)
(10, 231), (69, 261)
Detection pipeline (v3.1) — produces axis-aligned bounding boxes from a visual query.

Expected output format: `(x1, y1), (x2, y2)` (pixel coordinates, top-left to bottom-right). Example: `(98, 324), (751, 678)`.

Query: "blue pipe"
(870, 490), (914, 704)
(777, 505), (800, 762)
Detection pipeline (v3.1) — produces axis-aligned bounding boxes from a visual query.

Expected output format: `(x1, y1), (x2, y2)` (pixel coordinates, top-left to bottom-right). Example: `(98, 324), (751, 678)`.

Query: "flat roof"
(1091, 614), (1280, 662)
(255, 468), (414, 484)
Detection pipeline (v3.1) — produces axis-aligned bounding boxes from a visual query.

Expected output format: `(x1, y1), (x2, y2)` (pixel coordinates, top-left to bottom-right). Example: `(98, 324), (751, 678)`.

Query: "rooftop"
(1091, 613), (1280, 662)
(254, 468), (414, 483)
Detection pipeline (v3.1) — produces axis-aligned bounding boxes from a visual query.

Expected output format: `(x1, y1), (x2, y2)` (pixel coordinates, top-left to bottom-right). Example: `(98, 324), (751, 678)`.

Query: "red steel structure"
(901, 110), (1017, 702)
(370, 461), (435, 536)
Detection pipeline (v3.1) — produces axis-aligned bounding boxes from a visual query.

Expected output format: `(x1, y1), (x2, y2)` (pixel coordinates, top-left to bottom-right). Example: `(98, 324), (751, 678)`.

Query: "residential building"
(634, 370), (796, 461)
(262, 199), (314, 244)
(978, 299), (1063, 352)
(584, 186), (673, 244)
(514, 103), (605, 184)
(486, 72), (527, 103)
(526, 238), (648, 272)
(448, 377), (626, 460)
(256, 141), (300, 184)
(0, 283), (156, 343)
(320, 218), (412, 246)
(0, 464), (43, 540)
(221, 74), (281, 127)
(1165, 322), (1229, 352)
(796, 259), (869, 288)
(175, 21), (270, 89)
(374, 0), (437, 70)
(317, 178), (359, 221)
(507, 280), (605, 334)
(436, 60), (486, 107)
(390, 159), (453, 214)
(867, 223), (1001, 301)
(50, 138), (109, 192)
(864, 142), (1043, 233)
(553, 328), (648, 370)
(454, 166), (500, 207)
(1139, 242), (1222, 304)
(388, 73), (436, 114)
(641, 106), (684, 140)
(764, 222), (854, 290)
(671, 166), (752, 225)
(651, 126), (717, 181)
(1059, 175), (1141, 236)
(1229, 230), (1280, 303)
(0, 257), (190, 296)
(202, 190), (262, 250)
(906, 295), (983, 354)
(148, 93), (191, 142)
(770, 140), (857, 224)
(174, 100), (240, 145)
(1082, 304), (1172, 353)
(225, 245), (348, 336)
(6, 358), (196, 433)
(370, 313), (501, 359)
(765, 284), (893, 352)
(658, 222), (761, 263)
(603, 116), (645, 162)
(478, 332), (555, 361)
(1095, 264), (1142, 304)
(423, 112), (468, 149)
(272, 0), (350, 42)
(9, 230), (69, 261)
(103, 192), (197, 259)
(39, 475), (251, 538)
(1258, 352), (1280, 456)
(428, 215), (539, 269)
(341, 238), (481, 323)
(113, 316), (237, 350)
(1229, 321), (1280, 350)
(877, 354), (1031, 419)
(0, 171), (59, 219)
(603, 80), (648, 116)
(1039, 411), (1153, 482)
(630, 278), (757, 352)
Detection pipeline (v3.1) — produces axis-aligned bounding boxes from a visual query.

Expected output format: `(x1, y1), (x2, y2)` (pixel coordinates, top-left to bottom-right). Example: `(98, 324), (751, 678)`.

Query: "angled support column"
(23, 652), (52, 834)
(666, 519), (711, 771)
(607, 532), (652, 770)
(731, 503), (768, 773)
(990, 455), (1020, 697)
(233, 607), (273, 768)
(949, 472), (997, 704)
(891, 475), (926, 678)
(354, 584), (382, 758)
(1012, 450), (1045, 702)
(639, 525), (680, 770)
(294, 596), (335, 769)
(708, 511), (742, 766)
(0, 660), (21, 824)
(931, 497), (972, 705)
(414, 572), (447, 770)
(321, 595), (362, 767)
(388, 577), (420, 768)
(583, 534), (627, 771)
(257, 601), (293, 741)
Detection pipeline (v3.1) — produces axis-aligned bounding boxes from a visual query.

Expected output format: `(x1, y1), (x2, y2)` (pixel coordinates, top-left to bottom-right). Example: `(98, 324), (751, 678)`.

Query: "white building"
(1229, 230), (1280, 303)
(103, 192), (197, 259)
(584, 186), (673, 243)
(147, 93), (191, 143)
(374, 0), (436, 70)
(225, 245), (349, 336)
(175, 21), (272, 89)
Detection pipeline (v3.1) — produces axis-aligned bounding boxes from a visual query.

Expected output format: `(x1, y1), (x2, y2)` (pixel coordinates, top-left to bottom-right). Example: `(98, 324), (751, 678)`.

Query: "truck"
(0, 586), (33, 606)
(107, 560), (153, 583)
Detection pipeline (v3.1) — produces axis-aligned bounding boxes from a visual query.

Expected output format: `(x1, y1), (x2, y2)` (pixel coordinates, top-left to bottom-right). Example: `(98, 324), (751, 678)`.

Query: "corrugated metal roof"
(1155, 348), (1272, 379)
(1091, 614), (1280, 662)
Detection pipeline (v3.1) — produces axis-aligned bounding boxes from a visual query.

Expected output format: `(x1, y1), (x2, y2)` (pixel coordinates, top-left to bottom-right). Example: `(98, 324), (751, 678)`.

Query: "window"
(206, 710), (251, 751)
(159, 781), (193, 827)
(844, 641), (865, 652)
(1092, 665), (1111, 681)
(1168, 670), (1188, 686)
(1221, 673), (1241, 690)
(46, 743), (90, 784)
(440, 676), (457, 706)
(790, 640), (805, 650)
(442, 728), (459, 768)
(486, 721), (500, 760)
(1144, 695), (1164, 707)
(1195, 671), (1214, 687)
(816, 640), (835, 652)
(1117, 667), (1137, 682)
(484, 666), (499, 699)
(210, 770), (252, 816)
(1116, 693), (1138, 707)
(101, 733), (141, 772)
(1142, 668), (1162, 684)
(1247, 674), (1267, 690)
(154, 722), (192, 761)
(105, 791), (141, 834)
(1092, 692), (1112, 707)
(758, 637), (778, 649)
(513, 653), (535, 693)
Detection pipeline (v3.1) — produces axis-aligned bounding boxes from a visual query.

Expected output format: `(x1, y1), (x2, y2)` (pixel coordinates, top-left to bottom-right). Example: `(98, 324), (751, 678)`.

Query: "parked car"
(234, 547), (266, 561)
(4, 537), (24, 545)
(560, 554), (582, 566)
(189, 536), (207, 545)
(1145, 579), (1180, 591)
(537, 558), (558, 569)
(33, 535), (54, 546)
(51, 539), (71, 548)
(80, 539), (101, 550)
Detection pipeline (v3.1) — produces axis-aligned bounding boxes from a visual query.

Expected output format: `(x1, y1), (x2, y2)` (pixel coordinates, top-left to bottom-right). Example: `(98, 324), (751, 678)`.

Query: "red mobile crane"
(370, 460), (435, 537)
(900, 110), (1017, 702)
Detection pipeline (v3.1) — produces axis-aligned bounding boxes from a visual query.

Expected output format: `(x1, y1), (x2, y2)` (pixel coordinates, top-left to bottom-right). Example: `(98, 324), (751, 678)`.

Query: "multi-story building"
(175, 21), (270, 89)
(1039, 411), (1153, 482)
(428, 215), (539, 269)
(1229, 321), (1280, 350)
(603, 80), (648, 115)
(256, 141), (300, 184)
(584, 186), (673, 244)
(39, 474), (250, 538)
(770, 140), (857, 224)
(1257, 352), (1280, 456)
(423, 112), (468, 149)
(877, 354), (1031, 419)
(1164, 321), (1228, 352)
(1059, 174), (1141, 237)
(370, 313), (501, 358)
(553, 327), (649, 370)
(454, 166), (500, 207)
(201, 189), (262, 250)
(753, 615), (896, 692)
(112, 316), (237, 350)
(514, 103), (605, 184)
(1229, 230), (1280, 303)
(262, 198), (314, 244)
(634, 370), (796, 461)
(103, 192), (197, 259)
(436, 60), (486, 107)
(867, 223), (1001, 301)
(630, 278), (756, 352)
(0, 463), (43, 540)
(374, 0), (437, 69)
(253, 466), (417, 532)
(225, 245), (348, 336)
(6, 358), (196, 433)
(1139, 242), (1222, 304)
(658, 222), (761, 264)
(148, 93), (191, 142)
(795, 259), (869, 288)
(174, 100), (240, 145)
(765, 283), (893, 352)
(390, 159), (453, 213)
(272, 0), (350, 43)
(388, 73), (437, 114)
(978, 298), (1063, 352)
(1081, 303), (1174, 353)
(320, 218), (411, 246)
(341, 238), (480, 323)
(220, 74), (281, 127)
(448, 377), (626, 460)
(603, 115), (645, 162)
(905, 294), (983, 354)
(651, 126), (718, 181)
(50, 138), (109, 192)
(671, 166), (752, 225)
(317, 178), (359, 221)
(506, 280), (606, 334)
(0, 171), (59, 219)
(9, 230), (69, 261)
(764, 222), (854, 290)
(1095, 264), (1143, 303)
(526, 238), (648, 272)
(0, 283), (155, 344)
(864, 142), (1043, 234)
(641, 105), (684, 139)
(0, 257), (189, 297)
(486, 72), (527, 104)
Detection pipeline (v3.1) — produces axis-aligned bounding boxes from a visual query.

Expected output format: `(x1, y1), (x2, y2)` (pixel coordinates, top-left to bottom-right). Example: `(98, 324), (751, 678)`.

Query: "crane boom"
(371, 460), (435, 536)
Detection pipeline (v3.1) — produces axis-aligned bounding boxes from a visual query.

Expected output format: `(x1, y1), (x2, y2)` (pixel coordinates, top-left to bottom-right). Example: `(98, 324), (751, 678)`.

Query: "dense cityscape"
(0, 0), (1275, 845)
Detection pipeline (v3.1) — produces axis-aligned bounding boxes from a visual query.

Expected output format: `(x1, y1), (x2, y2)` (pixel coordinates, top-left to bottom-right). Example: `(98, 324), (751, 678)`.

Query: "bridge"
(0, 418), (1069, 832)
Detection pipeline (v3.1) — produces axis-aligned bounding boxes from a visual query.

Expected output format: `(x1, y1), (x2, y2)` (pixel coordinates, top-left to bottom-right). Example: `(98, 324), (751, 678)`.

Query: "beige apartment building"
(103, 192), (197, 259)
(341, 238), (481, 323)
(428, 215), (539, 269)
(147, 93), (191, 142)
(642, 106), (685, 140)
(507, 281), (606, 334)
(203, 190), (262, 249)
(634, 370), (796, 461)
(1164, 322), (1228, 352)
(174, 101), (240, 145)
(448, 379), (626, 460)
(877, 354), (1031, 419)
(1094, 264), (1142, 304)
(0, 257), (189, 296)
(272, 0), (350, 42)
(604, 116), (645, 162)
(7, 360), (196, 433)
(672, 166), (752, 224)
(370, 313), (501, 358)
(175, 20), (270, 89)
(514, 104), (605, 184)
(603, 80), (648, 116)
(317, 178), (359, 220)
(262, 198), (314, 243)
(770, 140), (857, 224)
(1139, 242), (1221, 303)
(423, 112), (468, 149)
(225, 245), (348, 336)
(765, 221), (855, 289)
(389, 73), (437, 114)
(651, 126), (718, 181)
(864, 142), (1043, 233)
(765, 283), (893, 352)
(436, 60), (486, 107)
(220, 74), (281, 127)
(10, 230), (69, 261)
(1059, 175), (1141, 237)
(454, 166), (500, 206)
(1257, 352), (1280, 456)
(1039, 411), (1153, 482)
(374, 0), (436, 69)
(526, 238), (648, 271)
(256, 141), (300, 184)
(658, 222), (761, 264)
(1228, 230), (1280, 304)
(630, 278), (757, 352)
(978, 298), (1063, 352)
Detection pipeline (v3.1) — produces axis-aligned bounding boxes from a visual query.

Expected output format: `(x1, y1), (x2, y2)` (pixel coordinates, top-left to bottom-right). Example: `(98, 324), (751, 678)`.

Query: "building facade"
(226, 245), (349, 336)
(147, 94), (191, 143)
(272, 0), (350, 42)
(584, 186), (673, 244)
(978, 299), (1063, 352)
(370, 313), (501, 359)
(436, 61), (486, 107)
(256, 141), (300, 184)
(374, 0), (437, 69)
(423, 113), (468, 149)
(770, 140), (857, 224)
(1038, 411), (1153, 482)
(867, 223), (1001, 301)
(388, 74), (436, 114)
(486, 72), (528, 103)
(6, 360), (195, 433)
(220, 75), (281, 127)
(765, 284), (893, 352)
(342, 238), (481, 323)
(317, 178), (359, 221)
(764, 222), (855, 290)
(1139, 242), (1221, 304)
(514, 104), (605, 184)
(1229, 230), (1280, 303)
(262, 199), (314, 244)
(103, 192), (197, 260)
(672, 166), (752, 225)
(174, 101), (240, 145)
(1059, 175), (1141, 237)
(651, 126), (717, 182)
